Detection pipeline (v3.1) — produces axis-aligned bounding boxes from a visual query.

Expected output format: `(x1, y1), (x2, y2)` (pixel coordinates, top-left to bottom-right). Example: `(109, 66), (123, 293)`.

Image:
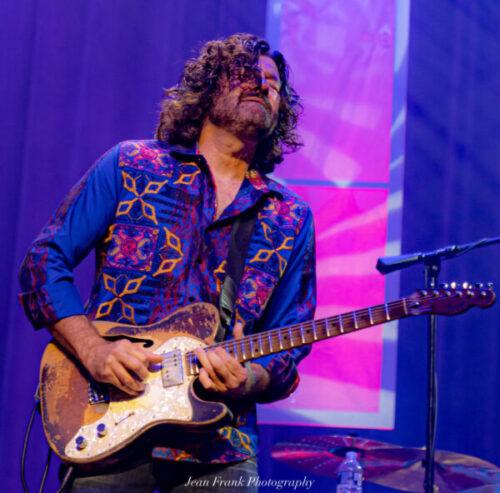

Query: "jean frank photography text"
(184, 475), (315, 490)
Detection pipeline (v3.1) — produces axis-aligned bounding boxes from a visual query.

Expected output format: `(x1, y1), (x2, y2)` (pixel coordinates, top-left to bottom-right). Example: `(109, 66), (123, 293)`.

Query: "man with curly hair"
(19, 33), (316, 491)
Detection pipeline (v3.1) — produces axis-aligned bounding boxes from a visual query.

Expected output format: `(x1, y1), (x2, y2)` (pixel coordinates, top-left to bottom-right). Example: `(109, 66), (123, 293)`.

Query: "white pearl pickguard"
(65, 336), (205, 461)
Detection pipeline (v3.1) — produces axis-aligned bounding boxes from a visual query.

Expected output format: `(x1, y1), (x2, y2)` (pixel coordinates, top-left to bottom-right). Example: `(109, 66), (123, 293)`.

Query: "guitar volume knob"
(75, 436), (87, 450)
(97, 423), (107, 438)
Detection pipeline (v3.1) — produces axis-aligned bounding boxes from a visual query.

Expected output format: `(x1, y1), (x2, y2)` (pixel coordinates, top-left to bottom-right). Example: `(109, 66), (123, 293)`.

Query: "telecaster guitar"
(39, 283), (495, 465)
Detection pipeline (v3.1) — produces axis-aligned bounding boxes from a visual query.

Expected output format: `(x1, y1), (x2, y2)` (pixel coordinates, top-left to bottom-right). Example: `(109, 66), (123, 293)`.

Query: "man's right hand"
(81, 337), (164, 396)
(49, 315), (163, 396)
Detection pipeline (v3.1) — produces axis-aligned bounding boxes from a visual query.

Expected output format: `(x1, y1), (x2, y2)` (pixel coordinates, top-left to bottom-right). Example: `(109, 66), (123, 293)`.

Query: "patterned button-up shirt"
(18, 140), (316, 463)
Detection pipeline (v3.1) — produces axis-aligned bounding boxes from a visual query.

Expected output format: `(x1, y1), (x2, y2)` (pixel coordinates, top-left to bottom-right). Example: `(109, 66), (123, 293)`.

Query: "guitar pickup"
(161, 350), (184, 388)
(88, 380), (109, 405)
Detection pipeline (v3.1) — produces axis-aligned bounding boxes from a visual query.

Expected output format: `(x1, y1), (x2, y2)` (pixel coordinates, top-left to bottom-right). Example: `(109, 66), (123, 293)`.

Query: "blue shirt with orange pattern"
(18, 140), (316, 463)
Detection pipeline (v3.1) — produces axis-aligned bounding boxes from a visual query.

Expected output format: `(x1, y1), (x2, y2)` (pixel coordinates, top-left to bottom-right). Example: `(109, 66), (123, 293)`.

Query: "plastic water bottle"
(336, 451), (363, 493)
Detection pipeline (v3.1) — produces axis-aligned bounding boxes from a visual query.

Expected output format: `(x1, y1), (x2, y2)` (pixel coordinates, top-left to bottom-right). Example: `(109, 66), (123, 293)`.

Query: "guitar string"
(155, 290), (480, 373)
(88, 291), (484, 392)
(176, 291), (479, 371)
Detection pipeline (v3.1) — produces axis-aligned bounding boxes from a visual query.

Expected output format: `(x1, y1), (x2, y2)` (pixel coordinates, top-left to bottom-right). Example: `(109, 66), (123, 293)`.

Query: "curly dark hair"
(155, 33), (302, 174)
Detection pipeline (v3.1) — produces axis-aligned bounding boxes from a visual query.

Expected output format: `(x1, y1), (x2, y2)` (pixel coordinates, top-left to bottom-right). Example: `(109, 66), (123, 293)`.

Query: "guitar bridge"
(161, 350), (184, 387)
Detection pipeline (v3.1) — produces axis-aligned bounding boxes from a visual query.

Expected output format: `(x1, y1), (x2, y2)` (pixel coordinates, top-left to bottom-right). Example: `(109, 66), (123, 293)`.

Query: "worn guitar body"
(39, 303), (228, 465)
(39, 284), (496, 465)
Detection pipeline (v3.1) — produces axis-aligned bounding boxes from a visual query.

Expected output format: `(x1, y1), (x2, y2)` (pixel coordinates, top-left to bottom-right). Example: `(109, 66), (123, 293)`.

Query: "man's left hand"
(194, 322), (270, 397)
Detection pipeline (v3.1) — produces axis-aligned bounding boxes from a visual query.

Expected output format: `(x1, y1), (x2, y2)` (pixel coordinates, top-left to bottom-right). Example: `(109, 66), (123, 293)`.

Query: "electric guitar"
(39, 283), (495, 465)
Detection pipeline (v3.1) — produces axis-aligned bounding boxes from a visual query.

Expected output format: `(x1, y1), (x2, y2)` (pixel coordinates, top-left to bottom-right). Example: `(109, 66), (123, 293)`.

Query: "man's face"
(208, 55), (282, 140)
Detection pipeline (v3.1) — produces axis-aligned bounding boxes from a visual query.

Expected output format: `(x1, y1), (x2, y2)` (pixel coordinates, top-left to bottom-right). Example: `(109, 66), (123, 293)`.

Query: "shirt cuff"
(251, 351), (299, 403)
(18, 281), (85, 329)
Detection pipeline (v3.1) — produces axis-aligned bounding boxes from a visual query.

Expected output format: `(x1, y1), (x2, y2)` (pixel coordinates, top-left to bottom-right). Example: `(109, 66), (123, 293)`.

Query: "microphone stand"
(423, 258), (439, 493)
(376, 235), (500, 493)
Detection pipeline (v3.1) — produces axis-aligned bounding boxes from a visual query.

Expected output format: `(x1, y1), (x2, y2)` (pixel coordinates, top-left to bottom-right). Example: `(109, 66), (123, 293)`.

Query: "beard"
(208, 91), (277, 140)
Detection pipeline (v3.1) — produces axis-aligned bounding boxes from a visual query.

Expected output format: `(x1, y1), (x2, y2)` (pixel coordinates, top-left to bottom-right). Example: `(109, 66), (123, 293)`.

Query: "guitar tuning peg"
(487, 282), (494, 289)
(450, 281), (457, 289)
(462, 282), (470, 289)
(475, 282), (484, 289)
(419, 290), (428, 296)
(439, 283), (449, 289)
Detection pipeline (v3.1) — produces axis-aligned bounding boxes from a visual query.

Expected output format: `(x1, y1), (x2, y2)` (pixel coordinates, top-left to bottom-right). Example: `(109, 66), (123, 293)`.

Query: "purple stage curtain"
(0, 1), (266, 490)
(398, 0), (500, 465)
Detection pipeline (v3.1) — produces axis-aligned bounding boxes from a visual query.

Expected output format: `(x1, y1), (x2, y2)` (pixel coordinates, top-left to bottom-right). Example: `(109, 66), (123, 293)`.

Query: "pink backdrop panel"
(268, 185), (388, 413)
(275, 0), (395, 184)
(260, 0), (402, 428)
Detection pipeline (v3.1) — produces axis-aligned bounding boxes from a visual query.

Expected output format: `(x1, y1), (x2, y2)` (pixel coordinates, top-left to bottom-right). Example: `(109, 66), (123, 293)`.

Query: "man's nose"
(254, 71), (269, 94)
(259, 76), (270, 94)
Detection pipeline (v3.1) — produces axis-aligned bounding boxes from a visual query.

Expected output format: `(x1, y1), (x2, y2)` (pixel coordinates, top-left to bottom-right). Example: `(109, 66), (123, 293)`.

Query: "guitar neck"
(186, 297), (414, 375)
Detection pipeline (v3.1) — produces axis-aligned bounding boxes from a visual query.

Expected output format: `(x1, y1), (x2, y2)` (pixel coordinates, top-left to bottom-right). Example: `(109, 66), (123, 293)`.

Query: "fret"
(268, 333), (273, 353)
(278, 331), (284, 350)
(368, 306), (374, 325)
(402, 298), (408, 315)
(384, 303), (391, 321)
(353, 311), (359, 329)
(289, 327), (295, 346)
(233, 340), (238, 360)
(339, 314), (345, 333)
(325, 319), (331, 337)
(259, 335), (264, 355)
(312, 321), (318, 340)
(249, 338), (254, 356)
(241, 340), (247, 360)
(300, 324), (306, 343)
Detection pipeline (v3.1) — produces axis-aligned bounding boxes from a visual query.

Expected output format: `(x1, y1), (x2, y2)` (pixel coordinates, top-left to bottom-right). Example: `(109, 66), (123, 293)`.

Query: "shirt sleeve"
(18, 144), (122, 329)
(251, 206), (317, 403)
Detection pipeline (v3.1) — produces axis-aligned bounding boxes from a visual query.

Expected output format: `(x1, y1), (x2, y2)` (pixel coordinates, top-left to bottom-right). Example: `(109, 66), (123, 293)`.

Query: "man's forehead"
(258, 55), (280, 79)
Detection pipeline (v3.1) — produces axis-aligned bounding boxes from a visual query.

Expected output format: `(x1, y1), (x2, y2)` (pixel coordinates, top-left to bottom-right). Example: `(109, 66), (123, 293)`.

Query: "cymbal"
(271, 436), (500, 492)
(271, 435), (423, 479)
(371, 450), (500, 493)
(461, 486), (500, 493)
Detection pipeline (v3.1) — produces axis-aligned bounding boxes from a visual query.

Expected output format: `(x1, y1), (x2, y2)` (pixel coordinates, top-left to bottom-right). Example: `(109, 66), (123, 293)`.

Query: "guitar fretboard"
(184, 297), (414, 376)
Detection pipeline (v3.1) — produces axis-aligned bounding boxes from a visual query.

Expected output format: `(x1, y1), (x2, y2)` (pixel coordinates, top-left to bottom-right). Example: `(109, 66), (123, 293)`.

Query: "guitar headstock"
(407, 282), (496, 316)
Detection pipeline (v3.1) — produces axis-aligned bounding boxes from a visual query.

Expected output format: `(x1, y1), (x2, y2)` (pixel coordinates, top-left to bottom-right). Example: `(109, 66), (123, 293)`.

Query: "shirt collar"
(169, 145), (204, 164)
(245, 169), (283, 199)
(168, 145), (283, 201)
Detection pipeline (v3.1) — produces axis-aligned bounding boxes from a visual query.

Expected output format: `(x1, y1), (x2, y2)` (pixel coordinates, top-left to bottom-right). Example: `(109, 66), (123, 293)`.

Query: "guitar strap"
(217, 208), (257, 342)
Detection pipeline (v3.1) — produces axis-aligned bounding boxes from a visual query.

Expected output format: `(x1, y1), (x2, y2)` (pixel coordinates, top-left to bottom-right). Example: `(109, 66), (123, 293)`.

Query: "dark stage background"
(1, 1), (499, 492)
